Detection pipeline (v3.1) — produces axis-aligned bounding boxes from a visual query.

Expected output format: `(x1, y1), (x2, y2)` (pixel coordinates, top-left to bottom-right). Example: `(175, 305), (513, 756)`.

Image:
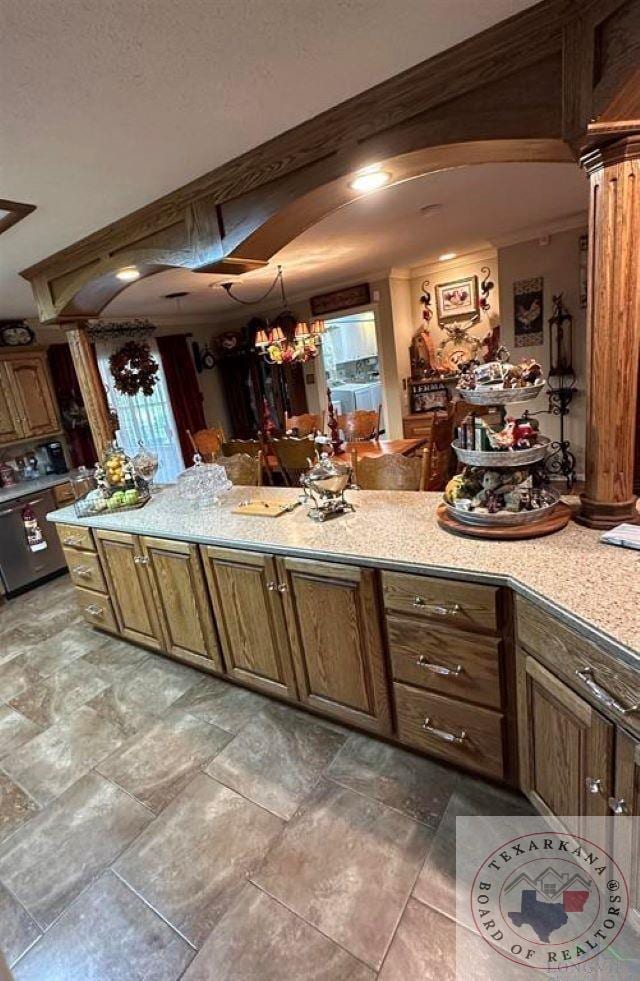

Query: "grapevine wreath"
(109, 341), (159, 396)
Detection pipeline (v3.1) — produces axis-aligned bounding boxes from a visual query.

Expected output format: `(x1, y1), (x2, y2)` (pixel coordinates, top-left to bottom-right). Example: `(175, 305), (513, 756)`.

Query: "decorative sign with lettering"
(310, 283), (371, 317)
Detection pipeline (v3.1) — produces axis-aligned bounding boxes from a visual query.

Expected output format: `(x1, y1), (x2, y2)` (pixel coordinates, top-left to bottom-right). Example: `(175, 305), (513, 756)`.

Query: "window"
(96, 337), (183, 483)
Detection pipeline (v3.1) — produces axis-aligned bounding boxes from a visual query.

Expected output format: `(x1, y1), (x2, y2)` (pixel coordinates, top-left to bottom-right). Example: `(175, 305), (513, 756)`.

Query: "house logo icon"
(469, 831), (629, 972)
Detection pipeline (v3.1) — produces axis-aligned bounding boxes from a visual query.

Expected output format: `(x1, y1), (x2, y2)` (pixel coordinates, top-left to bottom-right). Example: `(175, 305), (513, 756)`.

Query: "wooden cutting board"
(232, 500), (294, 517)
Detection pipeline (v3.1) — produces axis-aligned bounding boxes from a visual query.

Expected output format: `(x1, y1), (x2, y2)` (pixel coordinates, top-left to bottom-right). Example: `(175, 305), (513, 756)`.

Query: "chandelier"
(219, 265), (325, 364)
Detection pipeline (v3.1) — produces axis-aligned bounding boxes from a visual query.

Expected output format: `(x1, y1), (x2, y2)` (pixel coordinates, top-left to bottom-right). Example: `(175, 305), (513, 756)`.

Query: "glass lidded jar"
(177, 454), (232, 508)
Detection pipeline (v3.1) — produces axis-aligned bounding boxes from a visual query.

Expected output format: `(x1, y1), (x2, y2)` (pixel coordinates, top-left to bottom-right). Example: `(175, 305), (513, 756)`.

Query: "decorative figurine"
(326, 387), (343, 453)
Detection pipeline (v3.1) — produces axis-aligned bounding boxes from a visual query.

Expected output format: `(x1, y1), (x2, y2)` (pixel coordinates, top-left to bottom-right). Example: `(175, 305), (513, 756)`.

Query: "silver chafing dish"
(300, 454), (355, 522)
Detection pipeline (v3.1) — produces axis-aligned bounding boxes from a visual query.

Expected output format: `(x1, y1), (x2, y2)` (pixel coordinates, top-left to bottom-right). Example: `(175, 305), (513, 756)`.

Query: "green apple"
(123, 489), (140, 505)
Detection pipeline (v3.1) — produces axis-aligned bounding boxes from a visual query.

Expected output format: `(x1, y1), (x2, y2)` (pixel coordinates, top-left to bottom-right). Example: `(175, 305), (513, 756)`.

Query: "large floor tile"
(0, 882), (40, 969)
(110, 655), (201, 713)
(0, 705), (41, 759)
(412, 775), (536, 920)
(0, 655), (42, 701)
(8, 658), (110, 726)
(86, 682), (158, 739)
(0, 627), (35, 665)
(0, 773), (39, 845)
(12, 872), (194, 981)
(0, 772), (153, 929)
(21, 622), (109, 677)
(183, 882), (374, 981)
(253, 778), (431, 969)
(173, 676), (268, 733)
(82, 634), (151, 684)
(115, 772), (282, 947)
(1, 705), (128, 805)
(97, 708), (231, 812)
(206, 703), (346, 819)
(327, 732), (459, 827)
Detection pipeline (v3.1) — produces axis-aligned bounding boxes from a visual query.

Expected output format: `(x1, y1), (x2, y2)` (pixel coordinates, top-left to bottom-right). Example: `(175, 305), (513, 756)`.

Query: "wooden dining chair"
(337, 406), (381, 441)
(219, 451), (263, 486)
(270, 436), (316, 486)
(353, 448), (429, 491)
(186, 425), (226, 461)
(284, 411), (324, 436)
(220, 438), (262, 459)
(423, 413), (457, 490)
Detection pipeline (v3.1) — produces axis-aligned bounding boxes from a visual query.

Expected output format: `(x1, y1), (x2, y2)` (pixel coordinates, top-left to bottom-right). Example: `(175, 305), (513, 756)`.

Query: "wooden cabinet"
(0, 365), (24, 444)
(517, 652), (614, 819)
(611, 730), (640, 922)
(94, 530), (164, 650)
(201, 546), (298, 699)
(278, 556), (391, 733)
(1, 352), (59, 439)
(141, 536), (223, 670)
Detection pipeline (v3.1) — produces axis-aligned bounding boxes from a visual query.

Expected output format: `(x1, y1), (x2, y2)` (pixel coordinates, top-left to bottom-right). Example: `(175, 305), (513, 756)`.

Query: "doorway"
(318, 310), (383, 430)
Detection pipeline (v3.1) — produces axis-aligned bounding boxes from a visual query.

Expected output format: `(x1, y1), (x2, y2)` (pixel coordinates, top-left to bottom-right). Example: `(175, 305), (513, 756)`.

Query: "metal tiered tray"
(445, 489), (561, 527)
(452, 435), (550, 468)
(459, 380), (545, 405)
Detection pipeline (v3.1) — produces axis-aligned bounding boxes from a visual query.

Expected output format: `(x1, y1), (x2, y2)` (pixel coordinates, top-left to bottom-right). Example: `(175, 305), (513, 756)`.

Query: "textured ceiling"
(1, 0), (538, 318)
(103, 161), (588, 319)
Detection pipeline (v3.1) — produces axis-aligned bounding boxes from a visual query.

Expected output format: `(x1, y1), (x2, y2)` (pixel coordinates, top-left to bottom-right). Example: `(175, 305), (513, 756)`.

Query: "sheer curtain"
(96, 337), (183, 484)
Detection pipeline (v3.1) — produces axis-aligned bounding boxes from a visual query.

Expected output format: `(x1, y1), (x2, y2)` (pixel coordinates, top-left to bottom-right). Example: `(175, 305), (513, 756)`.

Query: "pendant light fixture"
(218, 265), (325, 364)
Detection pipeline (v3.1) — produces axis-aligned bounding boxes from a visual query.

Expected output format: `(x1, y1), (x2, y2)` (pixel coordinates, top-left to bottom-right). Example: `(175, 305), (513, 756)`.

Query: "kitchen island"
(48, 486), (640, 833)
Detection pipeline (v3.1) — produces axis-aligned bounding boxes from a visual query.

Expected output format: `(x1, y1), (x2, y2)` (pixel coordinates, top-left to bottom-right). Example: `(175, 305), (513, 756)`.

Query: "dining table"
(263, 436), (430, 473)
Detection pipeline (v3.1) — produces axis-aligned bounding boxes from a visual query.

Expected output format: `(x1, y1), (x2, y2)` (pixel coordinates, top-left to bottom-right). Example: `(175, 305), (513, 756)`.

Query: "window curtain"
(96, 337), (184, 483)
(47, 342), (97, 467)
(156, 334), (206, 466)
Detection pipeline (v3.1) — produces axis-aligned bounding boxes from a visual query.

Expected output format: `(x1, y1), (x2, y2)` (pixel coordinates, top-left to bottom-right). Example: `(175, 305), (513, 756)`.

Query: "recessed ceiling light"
(349, 167), (391, 193)
(115, 266), (140, 282)
(438, 252), (457, 262)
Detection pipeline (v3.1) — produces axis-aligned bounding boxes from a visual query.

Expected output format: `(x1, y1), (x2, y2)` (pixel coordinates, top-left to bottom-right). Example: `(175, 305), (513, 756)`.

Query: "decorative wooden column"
(578, 136), (640, 528)
(65, 324), (114, 460)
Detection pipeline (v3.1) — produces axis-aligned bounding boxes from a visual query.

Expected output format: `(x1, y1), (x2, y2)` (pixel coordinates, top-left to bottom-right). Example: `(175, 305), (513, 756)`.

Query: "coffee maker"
(40, 440), (68, 474)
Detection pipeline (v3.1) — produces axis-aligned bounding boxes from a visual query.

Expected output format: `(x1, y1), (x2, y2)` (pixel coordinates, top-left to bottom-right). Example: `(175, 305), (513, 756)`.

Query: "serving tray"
(457, 381), (545, 405)
(453, 435), (550, 467)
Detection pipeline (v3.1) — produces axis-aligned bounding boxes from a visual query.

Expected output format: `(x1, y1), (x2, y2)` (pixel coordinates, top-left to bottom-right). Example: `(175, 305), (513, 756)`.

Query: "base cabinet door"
(95, 530), (164, 650)
(278, 557), (391, 733)
(201, 546), (298, 699)
(611, 731), (640, 924)
(517, 652), (614, 819)
(141, 536), (223, 670)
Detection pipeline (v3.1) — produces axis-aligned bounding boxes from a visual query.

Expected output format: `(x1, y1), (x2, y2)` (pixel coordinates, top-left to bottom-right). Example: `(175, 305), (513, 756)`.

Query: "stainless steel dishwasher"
(0, 488), (65, 594)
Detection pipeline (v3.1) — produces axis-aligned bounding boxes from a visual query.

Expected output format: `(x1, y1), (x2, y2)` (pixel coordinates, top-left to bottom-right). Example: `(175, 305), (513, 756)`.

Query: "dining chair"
(423, 413), (457, 490)
(270, 436), (316, 486)
(284, 411), (324, 436)
(337, 406), (381, 441)
(186, 425), (226, 461)
(220, 438), (262, 459)
(353, 448), (429, 491)
(219, 451), (263, 486)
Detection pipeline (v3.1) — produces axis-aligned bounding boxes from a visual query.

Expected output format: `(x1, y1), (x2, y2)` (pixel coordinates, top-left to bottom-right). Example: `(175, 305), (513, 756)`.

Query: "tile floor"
(0, 575), (536, 979)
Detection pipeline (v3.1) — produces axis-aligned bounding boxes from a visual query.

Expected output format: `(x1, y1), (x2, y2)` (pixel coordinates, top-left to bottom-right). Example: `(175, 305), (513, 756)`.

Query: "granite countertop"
(47, 485), (640, 665)
(0, 473), (70, 507)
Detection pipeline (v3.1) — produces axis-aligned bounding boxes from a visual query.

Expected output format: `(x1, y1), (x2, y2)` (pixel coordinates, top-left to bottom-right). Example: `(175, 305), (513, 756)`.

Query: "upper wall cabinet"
(0, 350), (60, 443)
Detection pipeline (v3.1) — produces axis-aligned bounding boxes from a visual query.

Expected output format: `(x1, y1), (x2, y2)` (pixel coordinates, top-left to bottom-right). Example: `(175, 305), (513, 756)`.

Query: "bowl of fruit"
(74, 443), (150, 517)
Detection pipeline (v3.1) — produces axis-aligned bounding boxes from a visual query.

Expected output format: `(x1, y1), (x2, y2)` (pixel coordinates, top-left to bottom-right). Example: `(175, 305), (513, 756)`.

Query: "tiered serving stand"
(436, 378), (572, 540)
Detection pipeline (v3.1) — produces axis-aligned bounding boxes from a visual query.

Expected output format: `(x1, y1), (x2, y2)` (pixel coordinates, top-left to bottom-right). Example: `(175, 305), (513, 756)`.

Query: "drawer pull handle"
(85, 605), (104, 619)
(73, 566), (92, 579)
(575, 667), (640, 716)
(412, 597), (462, 616)
(608, 796), (627, 815)
(421, 717), (467, 745)
(63, 536), (82, 546)
(585, 777), (602, 795)
(417, 656), (462, 677)
(133, 555), (149, 566)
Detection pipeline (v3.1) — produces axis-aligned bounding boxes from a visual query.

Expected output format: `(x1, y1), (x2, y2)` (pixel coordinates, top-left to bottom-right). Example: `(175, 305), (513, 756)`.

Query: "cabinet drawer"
(383, 571), (499, 635)
(63, 548), (106, 593)
(394, 682), (505, 779)
(53, 482), (74, 506)
(56, 522), (95, 552)
(517, 596), (640, 737)
(403, 418), (434, 437)
(74, 585), (118, 633)
(387, 615), (502, 709)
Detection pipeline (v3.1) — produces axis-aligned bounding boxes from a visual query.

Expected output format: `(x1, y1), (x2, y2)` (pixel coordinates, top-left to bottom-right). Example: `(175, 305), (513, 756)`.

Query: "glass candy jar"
(132, 441), (159, 493)
(177, 454), (232, 508)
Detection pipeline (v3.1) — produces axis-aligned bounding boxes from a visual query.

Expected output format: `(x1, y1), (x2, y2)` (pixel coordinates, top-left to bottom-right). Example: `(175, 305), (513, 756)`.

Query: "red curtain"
(156, 334), (206, 466)
(47, 343), (97, 467)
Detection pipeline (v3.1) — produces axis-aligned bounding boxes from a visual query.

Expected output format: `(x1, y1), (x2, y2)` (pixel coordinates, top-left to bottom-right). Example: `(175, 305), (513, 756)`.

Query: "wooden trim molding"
(0, 198), (36, 236)
(65, 325), (114, 458)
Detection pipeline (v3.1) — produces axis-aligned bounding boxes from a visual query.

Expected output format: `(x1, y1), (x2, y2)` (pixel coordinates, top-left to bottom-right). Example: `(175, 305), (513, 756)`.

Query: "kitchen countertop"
(0, 473), (70, 507)
(47, 485), (640, 666)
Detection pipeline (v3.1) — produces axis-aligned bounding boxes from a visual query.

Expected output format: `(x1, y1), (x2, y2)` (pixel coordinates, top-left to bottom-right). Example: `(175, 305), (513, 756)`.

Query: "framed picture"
(310, 283), (371, 317)
(409, 379), (449, 413)
(514, 276), (543, 347)
(435, 276), (478, 321)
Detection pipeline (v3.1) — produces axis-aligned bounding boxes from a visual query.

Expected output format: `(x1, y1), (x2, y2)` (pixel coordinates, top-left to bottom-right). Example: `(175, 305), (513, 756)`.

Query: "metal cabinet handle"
(585, 777), (602, 795)
(421, 717), (467, 745)
(133, 555), (149, 566)
(276, 583), (287, 593)
(412, 597), (461, 616)
(416, 656), (462, 677)
(73, 566), (92, 579)
(63, 536), (82, 546)
(575, 667), (640, 716)
(608, 796), (627, 815)
(85, 605), (104, 618)
(266, 580), (277, 591)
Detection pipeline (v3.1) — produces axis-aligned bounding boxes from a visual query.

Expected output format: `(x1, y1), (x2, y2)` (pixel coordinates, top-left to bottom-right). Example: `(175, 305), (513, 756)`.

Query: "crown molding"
(409, 246), (497, 279)
(490, 211), (588, 249)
